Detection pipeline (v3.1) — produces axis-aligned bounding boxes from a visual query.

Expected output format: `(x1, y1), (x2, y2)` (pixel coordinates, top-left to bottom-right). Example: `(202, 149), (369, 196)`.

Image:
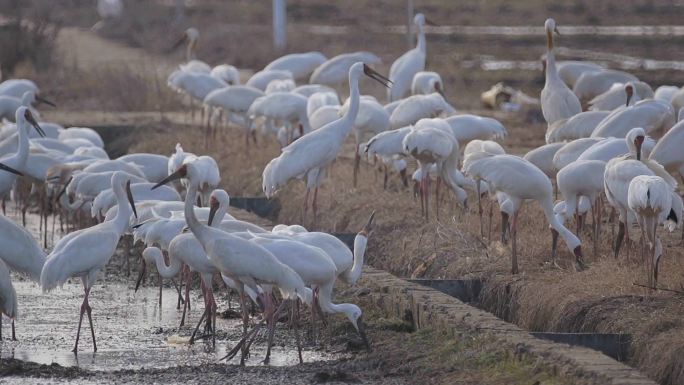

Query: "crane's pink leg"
(12, 320), (16, 341)
(263, 299), (288, 365)
(73, 286), (95, 354)
(511, 210), (520, 275)
(180, 265), (191, 327)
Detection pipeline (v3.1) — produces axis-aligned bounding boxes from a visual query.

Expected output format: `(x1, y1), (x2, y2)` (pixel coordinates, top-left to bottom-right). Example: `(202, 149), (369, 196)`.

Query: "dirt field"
(5, 1), (684, 384)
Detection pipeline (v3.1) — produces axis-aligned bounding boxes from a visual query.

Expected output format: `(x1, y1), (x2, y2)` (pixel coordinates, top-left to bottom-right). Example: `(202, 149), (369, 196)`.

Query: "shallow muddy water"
(1, 211), (341, 383)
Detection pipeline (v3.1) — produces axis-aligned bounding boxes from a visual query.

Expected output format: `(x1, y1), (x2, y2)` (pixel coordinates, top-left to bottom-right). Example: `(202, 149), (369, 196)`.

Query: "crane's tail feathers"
(40, 255), (70, 293)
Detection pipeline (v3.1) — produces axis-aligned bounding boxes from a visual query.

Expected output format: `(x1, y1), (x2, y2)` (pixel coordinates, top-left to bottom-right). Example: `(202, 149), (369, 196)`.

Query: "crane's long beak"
(207, 201), (219, 226)
(56, 176), (73, 201)
(25, 110), (45, 137)
(635, 136), (644, 161)
(360, 211), (376, 236)
(554, 26), (560, 36)
(0, 162), (23, 176)
(126, 180), (138, 219)
(363, 64), (392, 88)
(169, 33), (187, 52)
(35, 95), (56, 107)
(135, 258), (147, 293)
(356, 316), (371, 352)
(425, 18), (439, 26)
(152, 169), (184, 190)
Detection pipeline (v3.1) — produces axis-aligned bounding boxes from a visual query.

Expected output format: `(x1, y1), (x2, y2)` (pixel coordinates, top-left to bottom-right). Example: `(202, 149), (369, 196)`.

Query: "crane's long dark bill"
(25, 113), (46, 137)
(152, 170), (183, 190)
(0, 162), (23, 176)
(56, 176), (73, 201)
(363, 65), (392, 88)
(207, 204), (218, 227)
(126, 180), (138, 218)
(36, 95), (56, 107)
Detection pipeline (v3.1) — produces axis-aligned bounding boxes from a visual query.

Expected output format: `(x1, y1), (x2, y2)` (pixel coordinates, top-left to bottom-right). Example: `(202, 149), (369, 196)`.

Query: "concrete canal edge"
(359, 267), (657, 385)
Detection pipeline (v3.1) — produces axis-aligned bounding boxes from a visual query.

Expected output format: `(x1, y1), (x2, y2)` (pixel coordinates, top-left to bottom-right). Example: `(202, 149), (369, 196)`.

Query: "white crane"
(203, 85), (265, 146)
(389, 92), (455, 129)
(573, 69), (638, 105)
(556, 61), (603, 88)
(540, 18), (581, 126)
(591, 99), (675, 139)
(403, 118), (466, 219)
(40, 172), (138, 353)
(556, 159), (606, 257)
(545, 111), (610, 143)
(264, 52), (327, 80)
(245, 70), (293, 91)
(465, 154), (584, 274)
(388, 13), (434, 102)
(262, 62), (391, 223)
(0, 107), (45, 199)
(649, 119), (684, 183)
(628, 175), (678, 286)
(210, 64), (241, 85)
(153, 162), (311, 365)
(116, 153), (170, 183)
(588, 81), (652, 111)
(603, 128), (677, 258)
(310, 51), (381, 86)
(170, 27), (210, 72)
(0, 91), (55, 122)
(411, 71), (444, 96)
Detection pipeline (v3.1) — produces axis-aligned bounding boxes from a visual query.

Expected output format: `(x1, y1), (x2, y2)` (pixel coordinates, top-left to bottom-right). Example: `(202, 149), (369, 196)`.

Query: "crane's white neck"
(416, 23), (426, 54)
(341, 72), (361, 136)
(112, 182), (133, 234)
(144, 247), (182, 278)
(541, 195), (580, 251)
(185, 182), (211, 245)
(14, 118), (30, 167)
(347, 234), (368, 285)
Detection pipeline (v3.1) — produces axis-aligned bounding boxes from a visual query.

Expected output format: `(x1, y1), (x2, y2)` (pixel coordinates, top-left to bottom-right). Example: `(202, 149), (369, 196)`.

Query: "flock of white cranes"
(0, 10), (683, 367)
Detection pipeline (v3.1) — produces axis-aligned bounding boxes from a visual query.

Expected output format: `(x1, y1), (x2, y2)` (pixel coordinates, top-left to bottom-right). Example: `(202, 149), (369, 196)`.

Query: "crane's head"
(354, 62), (392, 88)
(626, 127), (646, 161)
(413, 13), (437, 27)
(135, 247), (163, 293)
(207, 189), (230, 226)
(16, 106), (45, 137)
(544, 18), (559, 49)
(625, 83), (634, 106)
(340, 303), (370, 351)
(170, 27), (200, 52)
